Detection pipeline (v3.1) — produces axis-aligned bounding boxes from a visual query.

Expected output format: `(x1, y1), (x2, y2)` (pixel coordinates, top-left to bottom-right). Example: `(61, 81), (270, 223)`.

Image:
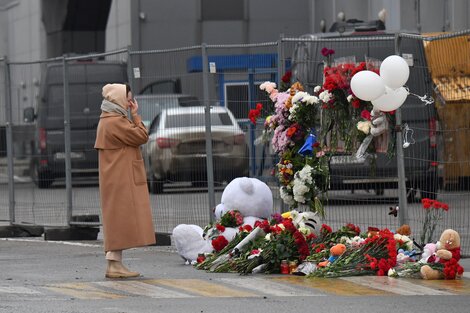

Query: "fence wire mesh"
(0, 32), (469, 255)
(129, 46), (216, 233)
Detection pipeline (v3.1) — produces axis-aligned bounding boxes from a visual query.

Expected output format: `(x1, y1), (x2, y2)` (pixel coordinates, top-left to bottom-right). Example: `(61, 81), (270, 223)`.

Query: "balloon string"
(403, 87), (435, 105)
(402, 123), (415, 148)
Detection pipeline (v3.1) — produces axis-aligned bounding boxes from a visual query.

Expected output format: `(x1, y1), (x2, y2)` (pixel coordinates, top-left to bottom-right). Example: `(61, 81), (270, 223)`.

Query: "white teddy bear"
(172, 177), (274, 262)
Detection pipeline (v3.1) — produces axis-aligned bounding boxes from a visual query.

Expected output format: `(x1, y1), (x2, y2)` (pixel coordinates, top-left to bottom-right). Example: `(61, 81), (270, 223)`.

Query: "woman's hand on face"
(128, 98), (139, 115)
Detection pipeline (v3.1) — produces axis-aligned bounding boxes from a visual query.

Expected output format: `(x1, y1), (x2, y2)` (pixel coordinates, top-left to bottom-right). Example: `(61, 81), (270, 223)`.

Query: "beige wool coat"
(94, 84), (156, 251)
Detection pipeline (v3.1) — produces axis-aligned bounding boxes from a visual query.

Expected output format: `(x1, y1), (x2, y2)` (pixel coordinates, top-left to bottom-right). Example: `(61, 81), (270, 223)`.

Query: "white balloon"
(380, 55), (410, 89)
(350, 70), (386, 101)
(372, 86), (409, 112)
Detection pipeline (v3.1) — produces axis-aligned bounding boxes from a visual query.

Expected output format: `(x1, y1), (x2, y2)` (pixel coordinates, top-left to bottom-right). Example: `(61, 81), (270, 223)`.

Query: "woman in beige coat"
(95, 83), (156, 278)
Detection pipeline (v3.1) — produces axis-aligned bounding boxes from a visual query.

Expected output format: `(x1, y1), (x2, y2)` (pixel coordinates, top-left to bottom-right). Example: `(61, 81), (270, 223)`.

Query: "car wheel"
(31, 161), (54, 189)
(148, 174), (164, 194)
(154, 180), (164, 194)
(374, 186), (384, 196)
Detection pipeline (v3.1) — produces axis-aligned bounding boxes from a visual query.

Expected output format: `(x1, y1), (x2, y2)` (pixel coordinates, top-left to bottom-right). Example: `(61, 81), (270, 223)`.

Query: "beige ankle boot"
(105, 260), (140, 278)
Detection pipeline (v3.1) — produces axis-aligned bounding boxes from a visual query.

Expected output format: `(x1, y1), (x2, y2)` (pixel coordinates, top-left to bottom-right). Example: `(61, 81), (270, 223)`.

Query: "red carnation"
(212, 235), (228, 252)
(361, 110), (371, 121)
(215, 224), (226, 232)
(281, 71), (292, 83)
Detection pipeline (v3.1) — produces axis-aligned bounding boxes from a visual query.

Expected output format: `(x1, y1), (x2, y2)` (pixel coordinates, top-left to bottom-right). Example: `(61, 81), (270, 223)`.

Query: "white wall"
(0, 9), (7, 57)
(105, 0), (131, 51)
(6, 0), (42, 61)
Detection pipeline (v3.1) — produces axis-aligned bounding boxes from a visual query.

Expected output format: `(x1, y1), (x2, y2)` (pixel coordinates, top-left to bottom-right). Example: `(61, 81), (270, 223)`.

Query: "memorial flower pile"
(195, 211), (464, 280)
(196, 211), (403, 278)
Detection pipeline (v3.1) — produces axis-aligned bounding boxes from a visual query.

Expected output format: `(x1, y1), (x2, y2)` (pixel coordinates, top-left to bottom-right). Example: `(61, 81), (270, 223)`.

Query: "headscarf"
(101, 83), (129, 115)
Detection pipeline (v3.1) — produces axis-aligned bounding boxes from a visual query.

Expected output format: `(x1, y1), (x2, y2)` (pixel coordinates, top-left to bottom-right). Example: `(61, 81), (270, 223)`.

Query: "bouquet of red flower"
(306, 223), (362, 263)
(219, 210), (244, 228)
(310, 228), (397, 277)
(197, 213), (314, 274)
(315, 48), (395, 154)
(231, 218), (312, 274)
(419, 198), (449, 245)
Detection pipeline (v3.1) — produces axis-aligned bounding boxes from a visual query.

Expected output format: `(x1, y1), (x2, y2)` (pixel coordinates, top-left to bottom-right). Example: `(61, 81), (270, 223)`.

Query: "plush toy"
(370, 109), (388, 137)
(396, 224), (411, 236)
(172, 177), (274, 262)
(281, 210), (318, 235)
(419, 243), (439, 264)
(318, 244), (347, 267)
(420, 229), (464, 280)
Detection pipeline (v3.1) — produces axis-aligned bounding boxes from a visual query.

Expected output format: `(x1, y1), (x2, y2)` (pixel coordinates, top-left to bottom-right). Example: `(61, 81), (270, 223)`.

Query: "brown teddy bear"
(396, 224), (411, 236)
(420, 229), (464, 280)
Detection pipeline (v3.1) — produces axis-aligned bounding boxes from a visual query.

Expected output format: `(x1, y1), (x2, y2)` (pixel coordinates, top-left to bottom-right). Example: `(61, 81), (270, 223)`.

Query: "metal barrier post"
(277, 36), (283, 86)
(63, 57), (73, 224)
(202, 43), (216, 222)
(276, 39), (288, 213)
(248, 69), (256, 176)
(126, 47), (135, 93)
(3, 57), (15, 223)
(394, 34), (409, 225)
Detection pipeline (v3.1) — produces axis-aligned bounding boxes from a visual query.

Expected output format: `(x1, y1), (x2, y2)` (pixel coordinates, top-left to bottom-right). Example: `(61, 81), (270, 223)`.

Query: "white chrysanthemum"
(319, 90), (332, 102)
(293, 181), (309, 203)
(298, 165), (313, 184)
(347, 95), (353, 102)
(292, 91), (308, 104)
(280, 186), (295, 206)
(314, 86), (321, 93)
(288, 103), (299, 120)
(303, 95), (319, 105)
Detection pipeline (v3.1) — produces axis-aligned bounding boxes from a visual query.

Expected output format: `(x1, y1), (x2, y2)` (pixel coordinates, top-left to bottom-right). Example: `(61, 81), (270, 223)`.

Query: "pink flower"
(269, 90), (279, 102)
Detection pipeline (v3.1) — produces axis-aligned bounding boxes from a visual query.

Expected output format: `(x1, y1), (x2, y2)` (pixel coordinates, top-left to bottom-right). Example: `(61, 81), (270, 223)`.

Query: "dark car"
(24, 61), (127, 188)
(291, 31), (438, 200)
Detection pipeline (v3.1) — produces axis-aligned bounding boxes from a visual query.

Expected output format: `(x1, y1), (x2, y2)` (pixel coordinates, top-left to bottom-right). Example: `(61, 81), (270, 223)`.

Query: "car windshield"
(165, 112), (233, 128)
(178, 96), (201, 106)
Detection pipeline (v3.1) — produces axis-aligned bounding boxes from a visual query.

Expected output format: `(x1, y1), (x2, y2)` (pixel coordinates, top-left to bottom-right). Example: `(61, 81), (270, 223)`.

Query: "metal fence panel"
(0, 58), (8, 221)
(64, 51), (129, 227)
(399, 32), (470, 254)
(8, 59), (68, 226)
(129, 46), (219, 233)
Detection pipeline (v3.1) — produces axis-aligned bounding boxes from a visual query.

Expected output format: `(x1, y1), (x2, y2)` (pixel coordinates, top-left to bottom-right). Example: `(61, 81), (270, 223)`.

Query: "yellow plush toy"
(420, 229), (464, 280)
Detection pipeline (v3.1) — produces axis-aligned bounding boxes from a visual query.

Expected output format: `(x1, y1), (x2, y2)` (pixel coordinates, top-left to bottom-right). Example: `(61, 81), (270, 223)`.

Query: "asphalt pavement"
(1, 236), (470, 313)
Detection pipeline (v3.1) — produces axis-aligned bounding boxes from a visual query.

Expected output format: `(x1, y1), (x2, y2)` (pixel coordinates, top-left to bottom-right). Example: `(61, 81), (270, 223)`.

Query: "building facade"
(0, 0), (469, 60)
